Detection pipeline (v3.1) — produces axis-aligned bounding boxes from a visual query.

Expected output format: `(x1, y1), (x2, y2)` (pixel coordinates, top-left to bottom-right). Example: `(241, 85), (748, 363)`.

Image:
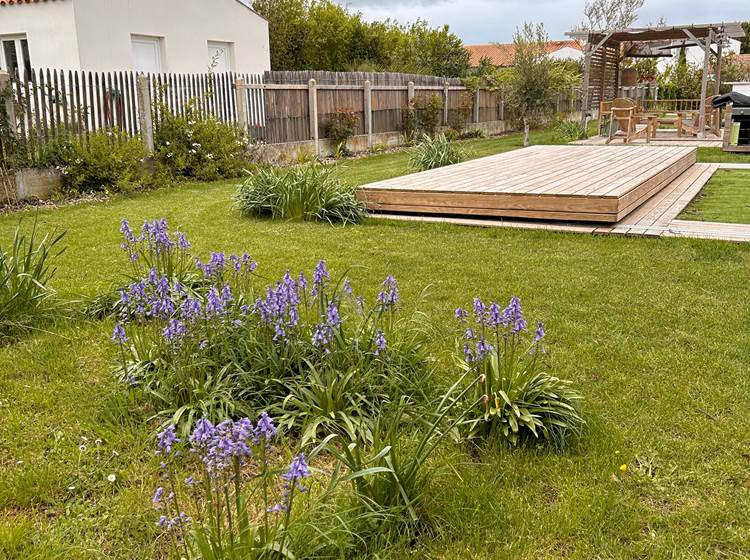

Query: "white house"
(0, 0), (270, 79)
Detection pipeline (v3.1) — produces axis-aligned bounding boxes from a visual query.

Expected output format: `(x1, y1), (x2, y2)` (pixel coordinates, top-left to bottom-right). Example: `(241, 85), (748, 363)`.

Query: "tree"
(579, 0), (644, 30)
(506, 23), (572, 146)
(741, 22), (750, 54)
(251, 0), (470, 76)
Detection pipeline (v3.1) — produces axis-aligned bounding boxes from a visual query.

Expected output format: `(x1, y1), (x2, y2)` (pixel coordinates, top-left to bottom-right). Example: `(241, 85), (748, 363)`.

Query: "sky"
(334, 0), (749, 44)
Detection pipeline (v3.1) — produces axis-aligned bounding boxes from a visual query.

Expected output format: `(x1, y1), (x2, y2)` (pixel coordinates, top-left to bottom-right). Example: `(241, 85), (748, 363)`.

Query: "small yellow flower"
(619, 464), (628, 472)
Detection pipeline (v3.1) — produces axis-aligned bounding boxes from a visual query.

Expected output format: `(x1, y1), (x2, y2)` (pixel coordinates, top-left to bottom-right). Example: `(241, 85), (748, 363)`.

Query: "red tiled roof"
(466, 40), (583, 67)
(0, 0), (57, 5)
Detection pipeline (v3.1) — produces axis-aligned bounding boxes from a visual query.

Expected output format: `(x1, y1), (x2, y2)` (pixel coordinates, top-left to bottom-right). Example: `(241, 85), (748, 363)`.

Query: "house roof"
(465, 40), (583, 67)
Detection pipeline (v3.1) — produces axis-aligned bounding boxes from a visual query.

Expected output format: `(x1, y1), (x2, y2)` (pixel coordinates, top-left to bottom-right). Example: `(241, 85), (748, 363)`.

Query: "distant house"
(465, 40), (584, 68)
(0, 0), (270, 80)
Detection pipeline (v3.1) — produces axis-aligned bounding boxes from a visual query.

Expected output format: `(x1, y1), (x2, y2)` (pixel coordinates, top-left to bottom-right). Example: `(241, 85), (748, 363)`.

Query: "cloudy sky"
(334, 0), (748, 44)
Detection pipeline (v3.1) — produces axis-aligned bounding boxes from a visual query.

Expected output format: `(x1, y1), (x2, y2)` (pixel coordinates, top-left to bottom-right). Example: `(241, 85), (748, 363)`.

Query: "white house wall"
(0, 1), (80, 70)
(550, 47), (583, 62)
(72, 0), (270, 73)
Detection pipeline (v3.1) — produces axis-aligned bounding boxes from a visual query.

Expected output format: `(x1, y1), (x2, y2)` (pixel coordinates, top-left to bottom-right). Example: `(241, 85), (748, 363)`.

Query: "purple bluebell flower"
(377, 275), (399, 309)
(326, 302), (341, 328)
(282, 453), (311, 488)
(190, 418), (215, 448)
(533, 321), (545, 343)
(120, 219), (136, 243)
(162, 319), (187, 345)
(180, 297), (203, 322)
(312, 323), (333, 347)
(311, 260), (330, 296)
(488, 302), (502, 328)
(343, 279), (352, 295)
(503, 296), (526, 334)
(141, 219), (174, 254)
(254, 412), (278, 442)
(374, 329), (386, 355)
(152, 487), (165, 506)
(298, 272), (308, 292)
(156, 425), (179, 455)
(112, 323), (128, 345)
(455, 307), (468, 321)
(176, 232), (190, 250)
(185, 476), (198, 486)
(475, 337), (494, 361)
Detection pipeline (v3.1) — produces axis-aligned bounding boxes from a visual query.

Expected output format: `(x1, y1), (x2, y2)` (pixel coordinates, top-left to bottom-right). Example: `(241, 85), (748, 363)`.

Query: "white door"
(207, 42), (232, 73)
(131, 35), (162, 73)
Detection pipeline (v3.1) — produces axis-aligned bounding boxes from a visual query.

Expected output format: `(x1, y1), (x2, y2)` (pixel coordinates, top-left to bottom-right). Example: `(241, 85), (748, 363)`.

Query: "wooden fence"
(1, 68), (582, 165)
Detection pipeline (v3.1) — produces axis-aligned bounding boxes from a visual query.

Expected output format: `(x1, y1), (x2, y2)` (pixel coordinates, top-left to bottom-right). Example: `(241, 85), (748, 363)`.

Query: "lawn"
(1, 131), (750, 559)
(679, 169), (750, 224)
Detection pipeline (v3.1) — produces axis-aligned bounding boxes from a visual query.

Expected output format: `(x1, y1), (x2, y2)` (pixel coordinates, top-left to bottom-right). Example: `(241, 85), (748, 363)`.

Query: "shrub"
(323, 109), (359, 157)
(0, 215), (66, 341)
(409, 133), (467, 171)
(553, 119), (587, 143)
(455, 297), (584, 449)
(415, 93), (443, 137)
(110, 220), (430, 433)
(233, 163), (365, 224)
(459, 128), (486, 140)
(401, 100), (419, 145)
(154, 100), (252, 182)
(45, 129), (148, 194)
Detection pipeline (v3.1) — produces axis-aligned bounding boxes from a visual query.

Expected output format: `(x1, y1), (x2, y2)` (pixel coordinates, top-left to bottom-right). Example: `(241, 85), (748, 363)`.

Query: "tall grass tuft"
(0, 215), (66, 341)
(409, 133), (468, 171)
(234, 163), (365, 224)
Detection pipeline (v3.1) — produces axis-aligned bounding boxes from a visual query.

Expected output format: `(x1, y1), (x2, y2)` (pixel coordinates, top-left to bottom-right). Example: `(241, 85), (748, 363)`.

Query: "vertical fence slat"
(22, 74), (35, 163)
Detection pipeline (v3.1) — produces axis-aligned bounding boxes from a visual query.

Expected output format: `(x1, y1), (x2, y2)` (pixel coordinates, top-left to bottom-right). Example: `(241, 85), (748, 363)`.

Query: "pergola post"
(580, 49), (592, 131)
(697, 29), (713, 139)
(714, 39), (723, 96)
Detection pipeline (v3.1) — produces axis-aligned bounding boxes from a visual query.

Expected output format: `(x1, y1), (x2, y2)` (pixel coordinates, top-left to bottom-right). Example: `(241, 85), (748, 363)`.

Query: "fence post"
(235, 78), (248, 132)
(443, 81), (450, 125)
(407, 81), (415, 103)
(363, 79), (373, 148)
(0, 71), (17, 139)
(308, 79), (319, 155)
(473, 88), (480, 123)
(500, 99), (505, 121)
(136, 74), (154, 154)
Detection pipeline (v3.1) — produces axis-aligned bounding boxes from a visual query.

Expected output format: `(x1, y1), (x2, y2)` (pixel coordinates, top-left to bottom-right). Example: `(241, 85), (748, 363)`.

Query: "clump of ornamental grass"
(110, 219), (430, 435)
(151, 413), (352, 559)
(409, 133), (468, 171)
(0, 215), (66, 342)
(455, 296), (584, 449)
(233, 163), (366, 225)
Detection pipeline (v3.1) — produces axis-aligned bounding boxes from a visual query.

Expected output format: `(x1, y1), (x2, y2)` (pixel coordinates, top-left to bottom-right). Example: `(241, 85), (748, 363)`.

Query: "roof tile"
(465, 40), (583, 67)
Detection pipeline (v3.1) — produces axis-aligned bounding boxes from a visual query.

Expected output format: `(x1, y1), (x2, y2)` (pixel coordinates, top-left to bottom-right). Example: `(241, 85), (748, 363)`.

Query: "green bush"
(415, 93), (443, 137)
(401, 100), (419, 145)
(323, 109), (359, 157)
(45, 129), (147, 194)
(154, 101), (252, 182)
(409, 133), (467, 171)
(1, 215), (66, 341)
(234, 163), (365, 224)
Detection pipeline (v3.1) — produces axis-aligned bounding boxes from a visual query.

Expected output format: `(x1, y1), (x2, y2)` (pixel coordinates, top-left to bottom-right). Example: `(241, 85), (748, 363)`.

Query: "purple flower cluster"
(119, 217), (194, 266)
(196, 251), (257, 279)
(311, 260), (330, 297)
(254, 271), (302, 341)
(377, 275), (399, 310)
(121, 269), (182, 320)
(268, 453), (312, 514)
(457, 296), (540, 363)
(188, 414), (277, 473)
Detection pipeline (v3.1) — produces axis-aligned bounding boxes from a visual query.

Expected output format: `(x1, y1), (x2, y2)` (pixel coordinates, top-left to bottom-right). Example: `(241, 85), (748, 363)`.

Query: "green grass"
(1, 131), (750, 558)
(679, 169), (750, 224)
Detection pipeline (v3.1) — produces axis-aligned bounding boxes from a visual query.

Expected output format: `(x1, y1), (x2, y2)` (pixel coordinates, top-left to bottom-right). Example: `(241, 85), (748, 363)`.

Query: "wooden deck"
(372, 163), (750, 243)
(358, 145), (697, 222)
(573, 130), (723, 147)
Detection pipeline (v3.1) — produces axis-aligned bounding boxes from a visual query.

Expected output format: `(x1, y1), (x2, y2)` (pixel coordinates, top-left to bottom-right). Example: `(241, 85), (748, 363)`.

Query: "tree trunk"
(523, 117), (530, 147)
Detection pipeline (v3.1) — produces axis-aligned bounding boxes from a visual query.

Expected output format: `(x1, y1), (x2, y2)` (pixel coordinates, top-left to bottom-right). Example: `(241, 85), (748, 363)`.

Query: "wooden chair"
(598, 100), (613, 136)
(606, 98), (650, 144)
(678, 96), (721, 137)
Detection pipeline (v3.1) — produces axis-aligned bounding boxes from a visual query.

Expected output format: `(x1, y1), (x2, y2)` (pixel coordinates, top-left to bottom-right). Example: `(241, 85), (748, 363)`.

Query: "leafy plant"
(154, 100), (252, 182)
(0, 215), (66, 341)
(234, 163), (365, 224)
(553, 119), (587, 142)
(455, 297), (584, 449)
(401, 100), (419, 145)
(323, 109), (359, 157)
(409, 134), (467, 171)
(45, 129), (148, 194)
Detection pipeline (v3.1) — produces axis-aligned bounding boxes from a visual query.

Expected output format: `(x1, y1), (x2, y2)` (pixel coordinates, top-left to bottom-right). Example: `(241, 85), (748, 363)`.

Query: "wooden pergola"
(566, 22), (746, 138)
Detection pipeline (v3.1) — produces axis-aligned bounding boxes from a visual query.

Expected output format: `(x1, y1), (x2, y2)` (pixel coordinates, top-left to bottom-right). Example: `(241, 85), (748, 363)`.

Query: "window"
(207, 41), (233, 73)
(131, 35), (164, 74)
(0, 35), (32, 81)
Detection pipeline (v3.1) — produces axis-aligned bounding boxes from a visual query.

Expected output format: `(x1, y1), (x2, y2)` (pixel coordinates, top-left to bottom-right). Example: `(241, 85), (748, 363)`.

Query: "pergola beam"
(579, 32), (614, 131)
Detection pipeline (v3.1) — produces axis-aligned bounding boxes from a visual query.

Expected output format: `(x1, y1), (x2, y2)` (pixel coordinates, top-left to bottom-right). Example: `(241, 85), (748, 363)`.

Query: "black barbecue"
(713, 92), (750, 152)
